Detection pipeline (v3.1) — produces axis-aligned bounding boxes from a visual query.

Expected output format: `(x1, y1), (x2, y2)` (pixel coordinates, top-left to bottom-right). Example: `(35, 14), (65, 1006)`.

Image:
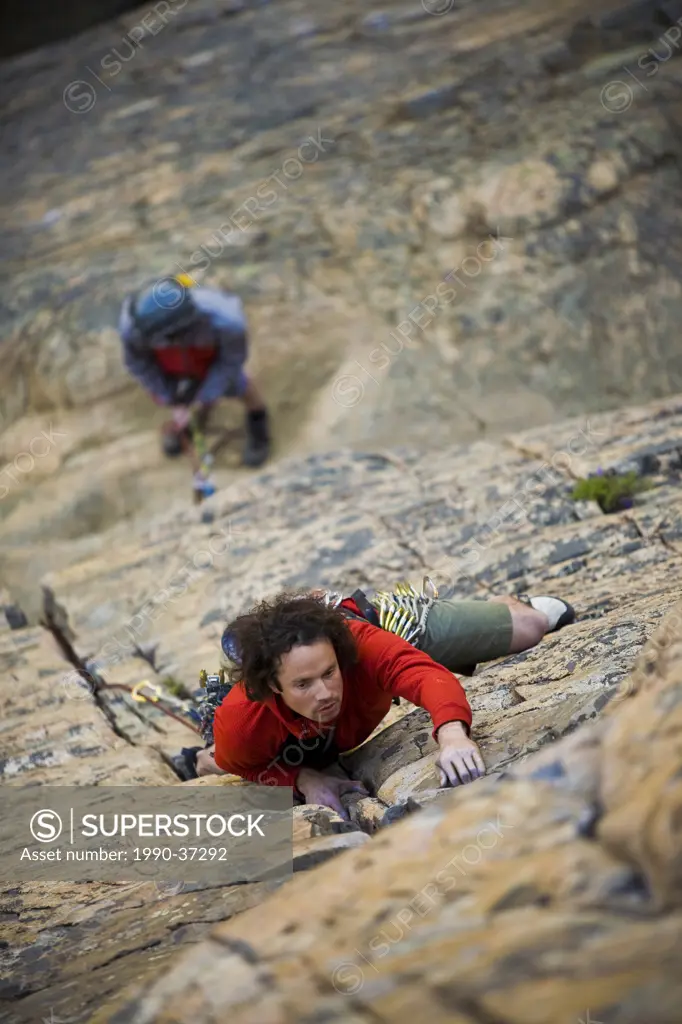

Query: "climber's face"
(275, 639), (343, 723)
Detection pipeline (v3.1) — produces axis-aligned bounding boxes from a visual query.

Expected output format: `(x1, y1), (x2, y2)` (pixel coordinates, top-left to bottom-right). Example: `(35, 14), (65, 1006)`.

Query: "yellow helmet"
(175, 273), (197, 289)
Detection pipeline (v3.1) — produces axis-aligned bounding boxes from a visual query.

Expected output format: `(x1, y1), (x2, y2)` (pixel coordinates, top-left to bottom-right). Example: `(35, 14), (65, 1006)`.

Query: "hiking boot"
(242, 408), (271, 468)
(170, 746), (201, 781)
(161, 421), (188, 458)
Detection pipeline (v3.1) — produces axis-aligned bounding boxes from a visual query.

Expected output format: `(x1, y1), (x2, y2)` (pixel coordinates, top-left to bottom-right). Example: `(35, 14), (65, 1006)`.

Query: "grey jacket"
(118, 286), (248, 404)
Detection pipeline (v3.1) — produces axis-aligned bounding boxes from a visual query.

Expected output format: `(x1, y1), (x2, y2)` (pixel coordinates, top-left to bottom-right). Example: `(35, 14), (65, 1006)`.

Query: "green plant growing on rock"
(571, 468), (652, 513)
(162, 675), (193, 700)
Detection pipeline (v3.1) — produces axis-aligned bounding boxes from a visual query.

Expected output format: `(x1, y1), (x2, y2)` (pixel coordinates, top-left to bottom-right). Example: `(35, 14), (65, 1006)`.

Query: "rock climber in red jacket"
(212, 591), (486, 815)
(183, 585), (575, 804)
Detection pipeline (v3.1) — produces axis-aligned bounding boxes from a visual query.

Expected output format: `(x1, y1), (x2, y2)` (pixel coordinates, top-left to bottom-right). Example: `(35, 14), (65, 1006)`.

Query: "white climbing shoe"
(524, 596), (576, 632)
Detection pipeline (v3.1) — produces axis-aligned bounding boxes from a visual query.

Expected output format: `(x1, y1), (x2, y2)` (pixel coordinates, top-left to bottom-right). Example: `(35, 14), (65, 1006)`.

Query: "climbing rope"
(104, 678), (203, 735)
(185, 413), (216, 502)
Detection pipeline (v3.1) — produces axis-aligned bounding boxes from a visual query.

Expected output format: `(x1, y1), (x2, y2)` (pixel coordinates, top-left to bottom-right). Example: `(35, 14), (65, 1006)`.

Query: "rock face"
(5, 0), (682, 616)
(3, 1), (682, 1019)
(1, 393), (681, 1023)
(3, 0), (682, 455)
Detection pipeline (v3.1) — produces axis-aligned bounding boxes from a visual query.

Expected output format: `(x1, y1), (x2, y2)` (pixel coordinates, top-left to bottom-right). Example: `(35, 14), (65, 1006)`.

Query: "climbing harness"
(331, 577), (439, 647)
(330, 577), (439, 709)
(196, 667), (234, 745)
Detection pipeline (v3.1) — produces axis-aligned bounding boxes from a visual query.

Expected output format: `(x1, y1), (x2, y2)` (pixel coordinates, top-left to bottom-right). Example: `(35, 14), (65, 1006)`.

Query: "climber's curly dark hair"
(224, 591), (359, 702)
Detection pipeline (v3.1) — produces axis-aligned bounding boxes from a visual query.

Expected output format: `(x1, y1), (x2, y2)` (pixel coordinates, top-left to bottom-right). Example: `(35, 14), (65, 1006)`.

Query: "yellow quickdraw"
(372, 576), (439, 643)
(131, 679), (163, 703)
(199, 668), (226, 689)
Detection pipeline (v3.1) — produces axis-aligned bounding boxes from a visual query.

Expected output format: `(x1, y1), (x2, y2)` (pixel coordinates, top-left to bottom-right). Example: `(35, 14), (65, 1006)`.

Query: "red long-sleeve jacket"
(213, 610), (472, 787)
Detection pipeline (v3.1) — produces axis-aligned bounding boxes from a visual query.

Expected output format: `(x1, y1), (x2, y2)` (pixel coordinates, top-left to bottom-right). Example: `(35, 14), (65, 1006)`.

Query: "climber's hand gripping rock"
(435, 720), (486, 787)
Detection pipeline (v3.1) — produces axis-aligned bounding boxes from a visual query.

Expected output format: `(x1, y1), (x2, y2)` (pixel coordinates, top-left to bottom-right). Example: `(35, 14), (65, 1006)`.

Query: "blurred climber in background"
(117, 274), (271, 468)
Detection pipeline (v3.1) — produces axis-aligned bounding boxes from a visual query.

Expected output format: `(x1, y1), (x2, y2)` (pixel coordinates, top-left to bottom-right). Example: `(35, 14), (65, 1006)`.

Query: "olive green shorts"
(420, 599), (513, 676)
